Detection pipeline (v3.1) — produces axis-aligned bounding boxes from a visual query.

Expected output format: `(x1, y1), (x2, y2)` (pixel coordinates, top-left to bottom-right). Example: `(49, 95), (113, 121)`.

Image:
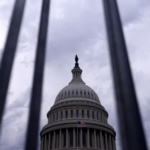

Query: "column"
(53, 131), (56, 150)
(100, 131), (104, 150)
(94, 129), (97, 149)
(112, 137), (116, 150)
(43, 136), (45, 150)
(40, 139), (42, 150)
(92, 131), (94, 148)
(48, 133), (51, 150)
(56, 132), (59, 149)
(112, 136), (114, 150)
(96, 132), (99, 149)
(87, 128), (90, 148)
(80, 128), (83, 148)
(109, 135), (112, 150)
(77, 127), (79, 147)
(59, 129), (62, 149)
(66, 128), (69, 148)
(114, 138), (117, 150)
(61, 131), (64, 148)
(105, 132), (108, 150)
(73, 128), (76, 148)
(55, 133), (57, 149)
(44, 134), (47, 150)
(40, 137), (43, 150)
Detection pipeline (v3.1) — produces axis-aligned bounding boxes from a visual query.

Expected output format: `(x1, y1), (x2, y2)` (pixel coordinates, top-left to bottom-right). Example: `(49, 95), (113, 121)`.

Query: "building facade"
(40, 56), (116, 150)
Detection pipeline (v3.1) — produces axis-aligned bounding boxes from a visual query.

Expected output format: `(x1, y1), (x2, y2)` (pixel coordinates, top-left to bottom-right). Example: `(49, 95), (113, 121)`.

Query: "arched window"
(61, 111), (63, 119)
(91, 92), (93, 98)
(100, 114), (102, 122)
(82, 110), (84, 118)
(76, 110), (79, 118)
(71, 110), (73, 118)
(51, 115), (53, 123)
(97, 112), (99, 120)
(87, 110), (89, 118)
(66, 110), (68, 118)
(92, 111), (94, 119)
(53, 114), (55, 121)
(57, 112), (58, 120)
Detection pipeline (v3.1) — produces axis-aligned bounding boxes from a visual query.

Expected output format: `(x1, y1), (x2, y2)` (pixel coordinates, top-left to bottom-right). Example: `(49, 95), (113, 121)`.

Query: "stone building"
(40, 56), (116, 150)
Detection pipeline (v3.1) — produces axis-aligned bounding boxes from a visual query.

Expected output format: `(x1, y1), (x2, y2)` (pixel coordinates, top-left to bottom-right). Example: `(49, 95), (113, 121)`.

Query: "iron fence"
(0, 0), (148, 150)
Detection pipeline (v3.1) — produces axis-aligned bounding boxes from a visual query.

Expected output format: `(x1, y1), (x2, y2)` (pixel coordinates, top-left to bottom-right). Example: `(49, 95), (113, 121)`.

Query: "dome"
(55, 55), (100, 104)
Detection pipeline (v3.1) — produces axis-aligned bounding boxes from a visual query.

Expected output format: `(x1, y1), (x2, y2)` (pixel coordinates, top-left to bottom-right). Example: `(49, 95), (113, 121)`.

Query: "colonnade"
(49, 109), (107, 124)
(40, 128), (116, 150)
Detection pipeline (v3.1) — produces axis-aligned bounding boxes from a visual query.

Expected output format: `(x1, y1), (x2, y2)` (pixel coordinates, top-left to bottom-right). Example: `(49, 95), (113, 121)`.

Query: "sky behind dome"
(0, 0), (150, 150)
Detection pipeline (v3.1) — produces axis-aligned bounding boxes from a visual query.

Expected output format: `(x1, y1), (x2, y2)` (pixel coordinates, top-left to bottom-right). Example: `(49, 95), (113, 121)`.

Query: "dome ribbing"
(55, 55), (100, 104)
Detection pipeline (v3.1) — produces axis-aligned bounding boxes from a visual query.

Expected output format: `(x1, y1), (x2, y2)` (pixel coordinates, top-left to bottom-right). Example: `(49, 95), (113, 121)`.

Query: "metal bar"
(0, 0), (26, 127)
(102, 0), (148, 150)
(24, 0), (51, 150)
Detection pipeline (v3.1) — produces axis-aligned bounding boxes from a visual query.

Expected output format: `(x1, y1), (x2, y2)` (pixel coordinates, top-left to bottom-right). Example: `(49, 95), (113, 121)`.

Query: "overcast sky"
(0, 0), (150, 150)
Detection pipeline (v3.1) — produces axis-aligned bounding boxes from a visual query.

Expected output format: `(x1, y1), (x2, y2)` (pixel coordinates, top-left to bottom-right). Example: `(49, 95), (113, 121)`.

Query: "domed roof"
(55, 55), (100, 104)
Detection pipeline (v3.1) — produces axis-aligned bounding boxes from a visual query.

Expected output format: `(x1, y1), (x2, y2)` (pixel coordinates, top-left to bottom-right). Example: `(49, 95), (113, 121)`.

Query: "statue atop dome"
(75, 55), (79, 68)
(75, 55), (78, 63)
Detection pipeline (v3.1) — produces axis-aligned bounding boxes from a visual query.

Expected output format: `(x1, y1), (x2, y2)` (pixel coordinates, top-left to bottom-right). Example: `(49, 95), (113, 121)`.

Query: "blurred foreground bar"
(102, 0), (148, 150)
(0, 0), (26, 127)
(24, 0), (51, 150)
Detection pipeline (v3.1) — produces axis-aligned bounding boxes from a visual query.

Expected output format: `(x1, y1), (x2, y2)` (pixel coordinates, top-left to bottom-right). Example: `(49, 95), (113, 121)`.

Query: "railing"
(0, 0), (148, 150)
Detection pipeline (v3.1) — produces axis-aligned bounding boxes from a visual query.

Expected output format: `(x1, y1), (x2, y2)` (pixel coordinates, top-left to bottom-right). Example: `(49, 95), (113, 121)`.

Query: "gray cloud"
(0, 0), (150, 150)
(0, 89), (30, 150)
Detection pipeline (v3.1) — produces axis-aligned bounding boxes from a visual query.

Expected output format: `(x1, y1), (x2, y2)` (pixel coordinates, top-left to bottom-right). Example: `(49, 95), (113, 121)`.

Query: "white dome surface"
(55, 56), (100, 104)
(55, 80), (100, 103)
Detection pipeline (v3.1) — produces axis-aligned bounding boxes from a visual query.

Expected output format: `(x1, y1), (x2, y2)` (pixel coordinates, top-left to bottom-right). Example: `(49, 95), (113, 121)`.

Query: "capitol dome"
(55, 56), (100, 104)
(40, 55), (116, 150)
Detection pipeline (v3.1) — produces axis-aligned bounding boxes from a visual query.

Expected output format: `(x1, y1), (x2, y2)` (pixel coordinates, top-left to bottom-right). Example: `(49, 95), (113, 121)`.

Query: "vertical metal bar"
(24, 0), (51, 150)
(0, 0), (26, 127)
(102, 0), (148, 150)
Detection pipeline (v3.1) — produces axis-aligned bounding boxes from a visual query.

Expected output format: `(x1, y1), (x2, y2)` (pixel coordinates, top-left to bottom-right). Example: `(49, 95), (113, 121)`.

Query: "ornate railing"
(0, 0), (148, 150)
